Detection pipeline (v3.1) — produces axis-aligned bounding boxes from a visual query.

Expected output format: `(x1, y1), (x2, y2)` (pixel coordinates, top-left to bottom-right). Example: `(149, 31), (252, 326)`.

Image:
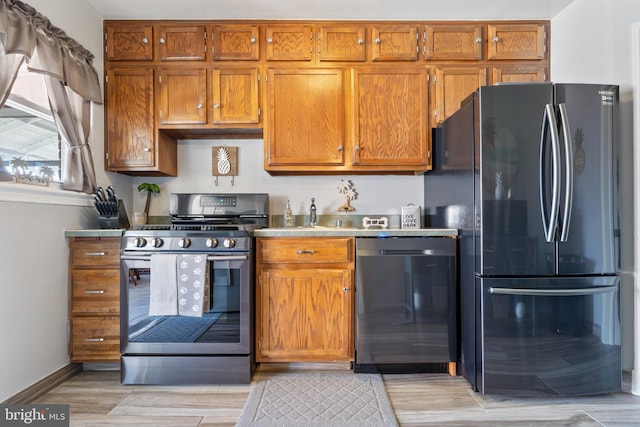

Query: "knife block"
(98, 199), (130, 229)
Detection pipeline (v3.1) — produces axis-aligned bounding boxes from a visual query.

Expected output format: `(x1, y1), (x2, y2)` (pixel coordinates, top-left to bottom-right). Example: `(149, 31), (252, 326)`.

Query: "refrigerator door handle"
(558, 103), (574, 242)
(539, 104), (561, 242)
(489, 285), (618, 296)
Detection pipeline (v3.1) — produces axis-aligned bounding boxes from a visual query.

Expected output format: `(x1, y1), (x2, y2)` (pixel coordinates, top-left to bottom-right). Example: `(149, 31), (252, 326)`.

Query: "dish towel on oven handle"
(177, 254), (209, 317)
(149, 253), (179, 316)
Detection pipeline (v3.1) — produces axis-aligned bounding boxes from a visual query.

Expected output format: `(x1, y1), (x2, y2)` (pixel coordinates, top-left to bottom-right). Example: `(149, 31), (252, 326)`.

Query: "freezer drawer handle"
(489, 285), (617, 296)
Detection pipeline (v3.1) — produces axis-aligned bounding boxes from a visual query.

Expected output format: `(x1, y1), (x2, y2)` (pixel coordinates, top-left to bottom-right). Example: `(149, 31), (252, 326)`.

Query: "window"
(0, 63), (61, 183)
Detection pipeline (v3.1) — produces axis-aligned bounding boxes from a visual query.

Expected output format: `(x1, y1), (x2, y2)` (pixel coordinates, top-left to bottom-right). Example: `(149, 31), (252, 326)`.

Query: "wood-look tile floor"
(33, 365), (640, 427)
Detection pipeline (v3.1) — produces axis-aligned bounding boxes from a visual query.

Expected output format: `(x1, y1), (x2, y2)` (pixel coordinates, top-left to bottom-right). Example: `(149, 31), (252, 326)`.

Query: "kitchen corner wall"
(551, 0), (640, 375)
(131, 139), (425, 225)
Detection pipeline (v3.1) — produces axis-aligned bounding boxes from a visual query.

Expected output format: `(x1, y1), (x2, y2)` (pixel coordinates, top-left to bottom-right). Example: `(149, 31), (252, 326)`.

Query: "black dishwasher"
(354, 237), (457, 373)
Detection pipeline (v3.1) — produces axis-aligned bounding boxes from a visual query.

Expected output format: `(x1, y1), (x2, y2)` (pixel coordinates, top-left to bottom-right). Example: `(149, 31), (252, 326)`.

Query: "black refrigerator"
(425, 83), (621, 396)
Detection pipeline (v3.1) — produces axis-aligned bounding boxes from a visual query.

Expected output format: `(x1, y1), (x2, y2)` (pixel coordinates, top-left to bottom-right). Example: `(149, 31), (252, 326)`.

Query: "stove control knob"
(178, 238), (191, 248)
(223, 238), (236, 248)
(133, 237), (147, 248)
(150, 237), (164, 248)
(206, 238), (218, 248)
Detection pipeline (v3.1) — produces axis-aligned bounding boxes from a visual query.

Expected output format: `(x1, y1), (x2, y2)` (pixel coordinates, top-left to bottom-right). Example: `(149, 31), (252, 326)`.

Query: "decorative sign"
(212, 146), (238, 185)
(401, 204), (421, 229)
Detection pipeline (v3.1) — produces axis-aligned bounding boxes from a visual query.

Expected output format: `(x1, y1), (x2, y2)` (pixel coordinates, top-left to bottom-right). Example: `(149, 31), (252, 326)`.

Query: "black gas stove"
(122, 193), (269, 254)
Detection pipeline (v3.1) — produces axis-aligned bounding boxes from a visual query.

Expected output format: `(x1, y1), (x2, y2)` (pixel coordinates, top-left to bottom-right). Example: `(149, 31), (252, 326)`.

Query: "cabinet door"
(265, 68), (345, 167)
(424, 25), (483, 60)
(158, 67), (207, 125)
(370, 25), (419, 61)
(265, 25), (313, 61)
(212, 25), (260, 61)
(352, 67), (429, 168)
(212, 68), (260, 124)
(105, 23), (153, 61)
(318, 25), (366, 62)
(434, 66), (487, 124)
(71, 317), (120, 362)
(156, 24), (206, 61)
(106, 68), (155, 169)
(258, 269), (353, 361)
(491, 65), (547, 84)
(487, 24), (546, 60)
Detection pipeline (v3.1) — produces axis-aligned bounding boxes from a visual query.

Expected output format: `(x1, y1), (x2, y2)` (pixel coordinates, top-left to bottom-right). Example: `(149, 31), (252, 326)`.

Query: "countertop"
(253, 227), (458, 238)
(65, 229), (125, 237)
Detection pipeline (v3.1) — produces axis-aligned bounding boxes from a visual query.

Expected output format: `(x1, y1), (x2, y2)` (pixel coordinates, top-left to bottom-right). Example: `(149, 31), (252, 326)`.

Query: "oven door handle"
(120, 254), (249, 262)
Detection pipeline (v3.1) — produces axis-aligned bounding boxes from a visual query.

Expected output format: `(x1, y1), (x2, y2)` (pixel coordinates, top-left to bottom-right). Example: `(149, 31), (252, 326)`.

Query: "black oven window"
(126, 264), (242, 344)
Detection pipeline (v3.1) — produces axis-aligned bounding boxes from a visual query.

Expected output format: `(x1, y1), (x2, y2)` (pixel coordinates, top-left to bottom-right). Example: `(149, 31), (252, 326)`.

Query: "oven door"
(120, 252), (253, 356)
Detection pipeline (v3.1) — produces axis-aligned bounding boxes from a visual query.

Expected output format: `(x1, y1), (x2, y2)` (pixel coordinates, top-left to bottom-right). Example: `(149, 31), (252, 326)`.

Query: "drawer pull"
(296, 249), (316, 254)
(84, 252), (106, 256)
(84, 338), (105, 342)
(84, 290), (105, 294)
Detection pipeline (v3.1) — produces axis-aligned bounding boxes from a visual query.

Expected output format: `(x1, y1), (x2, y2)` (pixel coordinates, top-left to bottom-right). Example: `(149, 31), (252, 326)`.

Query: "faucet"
(310, 197), (317, 226)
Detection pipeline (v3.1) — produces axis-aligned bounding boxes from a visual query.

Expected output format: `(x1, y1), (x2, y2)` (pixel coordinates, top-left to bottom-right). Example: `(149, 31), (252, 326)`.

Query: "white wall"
(132, 139), (424, 224)
(0, 0), (127, 402)
(552, 0), (640, 375)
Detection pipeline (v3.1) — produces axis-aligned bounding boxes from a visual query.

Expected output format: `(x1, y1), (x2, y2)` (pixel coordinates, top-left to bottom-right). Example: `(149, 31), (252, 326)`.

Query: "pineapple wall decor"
(212, 146), (238, 185)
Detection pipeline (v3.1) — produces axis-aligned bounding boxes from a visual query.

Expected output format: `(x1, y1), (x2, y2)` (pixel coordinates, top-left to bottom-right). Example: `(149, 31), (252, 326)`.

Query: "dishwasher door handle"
(357, 249), (453, 256)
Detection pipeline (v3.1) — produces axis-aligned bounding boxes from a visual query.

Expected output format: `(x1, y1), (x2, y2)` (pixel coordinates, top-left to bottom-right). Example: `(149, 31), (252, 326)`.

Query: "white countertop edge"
(65, 229), (125, 237)
(254, 228), (458, 237)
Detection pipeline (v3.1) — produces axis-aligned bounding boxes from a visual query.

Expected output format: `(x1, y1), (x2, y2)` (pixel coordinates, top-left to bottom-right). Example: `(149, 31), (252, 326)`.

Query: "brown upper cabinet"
(105, 23), (153, 61)
(265, 25), (314, 61)
(317, 25), (366, 62)
(103, 19), (549, 176)
(212, 68), (260, 124)
(156, 24), (207, 61)
(264, 67), (345, 170)
(158, 67), (208, 125)
(433, 66), (488, 124)
(351, 67), (430, 170)
(487, 23), (546, 60)
(212, 25), (260, 61)
(424, 25), (483, 60)
(370, 25), (419, 61)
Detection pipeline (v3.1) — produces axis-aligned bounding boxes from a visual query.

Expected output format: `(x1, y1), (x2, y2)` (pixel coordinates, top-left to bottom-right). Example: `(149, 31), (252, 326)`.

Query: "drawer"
(71, 269), (120, 315)
(71, 317), (120, 362)
(258, 237), (353, 264)
(71, 237), (121, 267)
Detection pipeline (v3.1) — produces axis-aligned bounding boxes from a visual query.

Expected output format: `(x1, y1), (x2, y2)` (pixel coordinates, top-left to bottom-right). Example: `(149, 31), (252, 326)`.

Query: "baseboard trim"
(2, 363), (82, 404)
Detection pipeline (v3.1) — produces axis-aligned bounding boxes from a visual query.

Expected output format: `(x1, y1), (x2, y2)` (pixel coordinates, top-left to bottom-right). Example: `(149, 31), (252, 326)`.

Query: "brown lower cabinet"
(255, 237), (354, 362)
(68, 237), (121, 362)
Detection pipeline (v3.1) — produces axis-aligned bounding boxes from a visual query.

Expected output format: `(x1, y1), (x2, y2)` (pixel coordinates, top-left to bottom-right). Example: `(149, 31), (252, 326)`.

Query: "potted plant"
(134, 183), (160, 225)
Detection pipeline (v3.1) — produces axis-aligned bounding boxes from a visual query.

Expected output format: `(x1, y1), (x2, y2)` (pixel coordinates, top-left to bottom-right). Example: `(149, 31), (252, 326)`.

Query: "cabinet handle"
(84, 252), (105, 256)
(476, 37), (482, 43)
(144, 147), (151, 152)
(142, 37), (149, 44)
(375, 38), (381, 44)
(159, 37), (165, 44)
(343, 287), (350, 293)
(250, 37), (256, 44)
(354, 145), (361, 151)
(84, 338), (105, 342)
(492, 36), (499, 43)
(357, 38), (364, 45)
(267, 38), (273, 44)
(337, 145), (343, 151)
(296, 249), (316, 254)
(84, 290), (105, 294)
(213, 103), (220, 109)
(197, 103), (203, 109)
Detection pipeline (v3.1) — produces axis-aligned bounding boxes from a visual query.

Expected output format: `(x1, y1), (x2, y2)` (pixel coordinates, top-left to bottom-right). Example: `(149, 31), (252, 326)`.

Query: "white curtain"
(0, 0), (102, 193)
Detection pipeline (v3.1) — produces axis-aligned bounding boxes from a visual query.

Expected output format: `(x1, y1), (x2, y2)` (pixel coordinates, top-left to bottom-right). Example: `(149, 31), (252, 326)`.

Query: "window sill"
(0, 181), (93, 206)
